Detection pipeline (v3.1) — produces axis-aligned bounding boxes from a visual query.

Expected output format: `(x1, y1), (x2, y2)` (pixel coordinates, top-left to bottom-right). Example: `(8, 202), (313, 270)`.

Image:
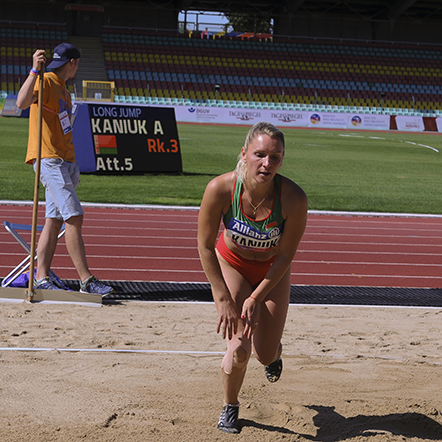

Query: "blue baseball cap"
(47, 42), (81, 69)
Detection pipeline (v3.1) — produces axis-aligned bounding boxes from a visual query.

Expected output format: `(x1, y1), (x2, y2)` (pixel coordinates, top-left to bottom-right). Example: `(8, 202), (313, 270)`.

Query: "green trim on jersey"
(223, 174), (285, 252)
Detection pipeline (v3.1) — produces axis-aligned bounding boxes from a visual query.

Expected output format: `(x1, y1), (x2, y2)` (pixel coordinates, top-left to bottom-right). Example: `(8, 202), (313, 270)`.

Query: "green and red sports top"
(223, 174), (285, 253)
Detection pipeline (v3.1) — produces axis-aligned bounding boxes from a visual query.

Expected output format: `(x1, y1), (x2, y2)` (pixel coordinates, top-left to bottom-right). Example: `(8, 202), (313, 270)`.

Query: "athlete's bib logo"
(226, 219), (283, 251)
(268, 227), (281, 239)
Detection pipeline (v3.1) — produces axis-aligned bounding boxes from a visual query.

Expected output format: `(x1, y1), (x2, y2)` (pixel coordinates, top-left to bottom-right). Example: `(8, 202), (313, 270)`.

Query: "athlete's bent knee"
(222, 342), (251, 375)
(254, 343), (282, 367)
(233, 344), (249, 365)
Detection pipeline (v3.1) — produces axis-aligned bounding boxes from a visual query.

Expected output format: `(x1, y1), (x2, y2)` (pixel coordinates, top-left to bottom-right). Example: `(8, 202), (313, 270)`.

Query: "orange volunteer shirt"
(25, 72), (76, 164)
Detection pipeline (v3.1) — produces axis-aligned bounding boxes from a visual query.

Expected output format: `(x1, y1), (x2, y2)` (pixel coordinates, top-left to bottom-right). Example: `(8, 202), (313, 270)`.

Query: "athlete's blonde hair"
(234, 122), (285, 181)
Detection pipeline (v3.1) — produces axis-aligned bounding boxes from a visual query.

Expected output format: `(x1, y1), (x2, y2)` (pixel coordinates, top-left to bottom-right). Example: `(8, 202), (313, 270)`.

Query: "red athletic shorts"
(216, 232), (276, 287)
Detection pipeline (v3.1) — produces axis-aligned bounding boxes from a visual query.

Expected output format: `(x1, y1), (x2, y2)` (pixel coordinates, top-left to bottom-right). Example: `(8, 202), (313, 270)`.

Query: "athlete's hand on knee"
(217, 299), (239, 340)
(241, 297), (260, 340)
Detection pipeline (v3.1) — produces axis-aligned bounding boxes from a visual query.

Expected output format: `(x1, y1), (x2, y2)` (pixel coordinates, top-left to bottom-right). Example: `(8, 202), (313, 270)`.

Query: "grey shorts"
(35, 158), (84, 221)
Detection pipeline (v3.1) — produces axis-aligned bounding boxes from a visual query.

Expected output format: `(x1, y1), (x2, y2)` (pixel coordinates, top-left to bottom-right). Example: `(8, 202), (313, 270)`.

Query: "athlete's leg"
(216, 251), (253, 405)
(252, 267), (291, 366)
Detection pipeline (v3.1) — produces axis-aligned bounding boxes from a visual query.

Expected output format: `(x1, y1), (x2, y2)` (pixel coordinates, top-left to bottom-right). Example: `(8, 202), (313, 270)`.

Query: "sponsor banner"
(72, 102), (182, 174)
(174, 105), (264, 124)
(174, 106), (393, 130)
(395, 115), (425, 132)
(174, 105), (309, 127)
(307, 112), (348, 129)
(347, 114), (390, 131)
(227, 108), (266, 124)
(268, 110), (307, 127)
(174, 105), (222, 123)
(436, 117), (442, 132)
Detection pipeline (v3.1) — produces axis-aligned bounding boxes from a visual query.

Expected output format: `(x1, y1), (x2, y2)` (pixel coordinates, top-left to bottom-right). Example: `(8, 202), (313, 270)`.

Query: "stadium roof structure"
(142, 0), (442, 23)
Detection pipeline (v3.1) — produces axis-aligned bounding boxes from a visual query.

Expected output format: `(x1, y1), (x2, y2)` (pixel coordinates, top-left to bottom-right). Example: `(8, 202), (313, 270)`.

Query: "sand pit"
(1, 301), (442, 441)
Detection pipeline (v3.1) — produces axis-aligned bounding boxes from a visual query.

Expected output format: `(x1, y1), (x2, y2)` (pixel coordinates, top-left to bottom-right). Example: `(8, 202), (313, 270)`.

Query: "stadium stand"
(2, 21), (442, 116)
(0, 22), (69, 96)
(102, 27), (442, 115)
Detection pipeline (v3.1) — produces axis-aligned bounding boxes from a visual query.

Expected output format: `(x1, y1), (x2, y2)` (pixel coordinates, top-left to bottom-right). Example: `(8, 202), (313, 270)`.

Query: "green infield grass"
(1, 117), (441, 214)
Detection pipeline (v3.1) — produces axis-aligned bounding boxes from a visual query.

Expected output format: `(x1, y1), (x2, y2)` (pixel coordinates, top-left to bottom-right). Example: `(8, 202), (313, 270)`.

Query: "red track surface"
(1, 203), (441, 289)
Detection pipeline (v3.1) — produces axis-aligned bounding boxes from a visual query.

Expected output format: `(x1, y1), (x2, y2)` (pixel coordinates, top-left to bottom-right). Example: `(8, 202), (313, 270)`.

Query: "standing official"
(16, 43), (113, 295)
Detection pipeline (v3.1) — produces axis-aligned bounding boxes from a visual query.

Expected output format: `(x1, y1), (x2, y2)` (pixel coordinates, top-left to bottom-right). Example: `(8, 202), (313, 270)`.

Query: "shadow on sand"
(239, 405), (442, 440)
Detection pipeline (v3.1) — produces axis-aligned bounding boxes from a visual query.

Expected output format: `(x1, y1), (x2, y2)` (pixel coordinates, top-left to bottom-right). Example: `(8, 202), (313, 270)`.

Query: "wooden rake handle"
(26, 64), (45, 302)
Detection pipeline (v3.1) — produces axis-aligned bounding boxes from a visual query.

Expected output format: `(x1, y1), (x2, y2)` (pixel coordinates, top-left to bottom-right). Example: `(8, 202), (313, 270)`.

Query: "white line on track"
(302, 240), (442, 247)
(3, 249), (440, 262)
(294, 272), (440, 280)
(2, 201), (442, 218)
(296, 260), (442, 268)
(298, 249), (442, 256)
(2, 263), (438, 282)
(4, 254), (441, 267)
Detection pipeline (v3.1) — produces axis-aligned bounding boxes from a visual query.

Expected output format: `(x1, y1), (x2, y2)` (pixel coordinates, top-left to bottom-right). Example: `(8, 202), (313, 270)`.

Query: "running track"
(1, 202), (441, 289)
